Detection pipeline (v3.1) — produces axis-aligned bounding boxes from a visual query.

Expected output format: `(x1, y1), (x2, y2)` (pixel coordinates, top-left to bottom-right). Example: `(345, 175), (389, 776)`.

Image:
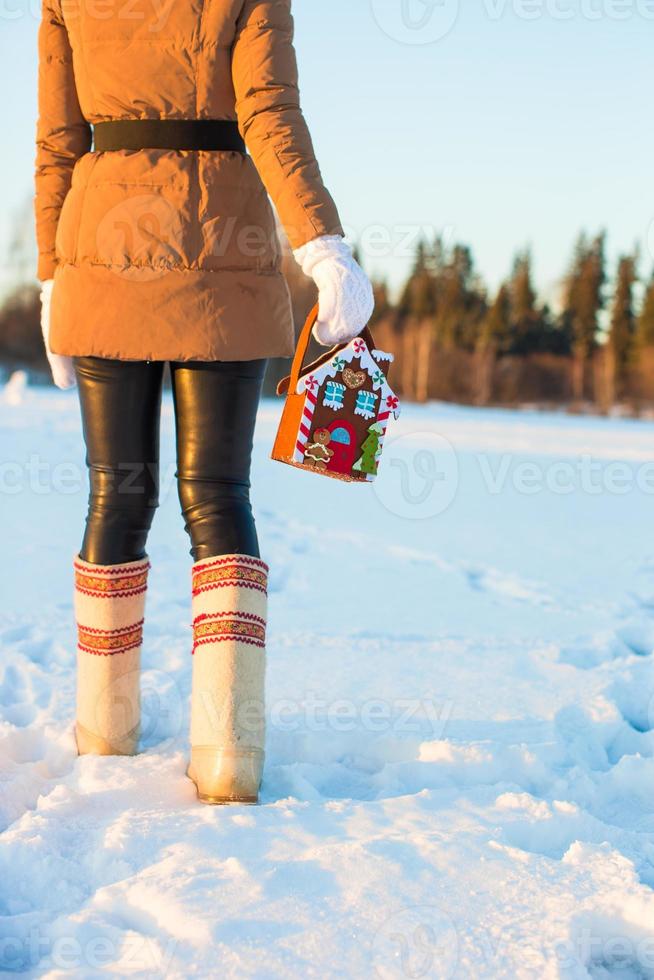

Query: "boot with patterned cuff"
(187, 554), (268, 804)
(74, 555), (150, 756)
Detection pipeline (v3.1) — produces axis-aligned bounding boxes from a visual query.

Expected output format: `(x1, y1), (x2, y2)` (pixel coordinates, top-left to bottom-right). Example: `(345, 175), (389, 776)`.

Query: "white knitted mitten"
(40, 280), (76, 390)
(293, 235), (374, 347)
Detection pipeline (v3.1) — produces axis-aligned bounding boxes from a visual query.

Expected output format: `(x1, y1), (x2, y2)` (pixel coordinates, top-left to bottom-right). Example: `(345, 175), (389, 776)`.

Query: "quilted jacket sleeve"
(231, 0), (344, 250)
(35, 0), (92, 281)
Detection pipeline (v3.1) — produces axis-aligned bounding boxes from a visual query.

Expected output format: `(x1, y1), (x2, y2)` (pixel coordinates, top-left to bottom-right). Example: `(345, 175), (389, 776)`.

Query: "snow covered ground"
(2, 378), (654, 978)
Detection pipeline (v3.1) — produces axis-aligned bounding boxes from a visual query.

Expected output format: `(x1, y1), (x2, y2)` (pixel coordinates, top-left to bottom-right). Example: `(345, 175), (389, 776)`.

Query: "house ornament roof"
(296, 338), (401, 419)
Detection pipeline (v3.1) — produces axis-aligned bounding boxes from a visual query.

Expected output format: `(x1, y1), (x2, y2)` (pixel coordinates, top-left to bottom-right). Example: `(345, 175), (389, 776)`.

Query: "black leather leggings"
(74, 357), (267, 565)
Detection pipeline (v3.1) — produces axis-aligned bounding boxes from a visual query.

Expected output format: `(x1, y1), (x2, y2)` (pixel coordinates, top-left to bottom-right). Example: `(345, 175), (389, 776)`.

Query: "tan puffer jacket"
(35, 0), (343, 361)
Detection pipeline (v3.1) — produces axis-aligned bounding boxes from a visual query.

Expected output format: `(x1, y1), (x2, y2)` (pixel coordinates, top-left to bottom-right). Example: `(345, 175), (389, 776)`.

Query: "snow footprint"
(0, 664), (37, 727)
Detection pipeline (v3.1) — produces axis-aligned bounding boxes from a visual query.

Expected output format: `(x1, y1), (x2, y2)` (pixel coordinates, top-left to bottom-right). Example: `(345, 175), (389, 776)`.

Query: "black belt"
(93, 119), (246, 153)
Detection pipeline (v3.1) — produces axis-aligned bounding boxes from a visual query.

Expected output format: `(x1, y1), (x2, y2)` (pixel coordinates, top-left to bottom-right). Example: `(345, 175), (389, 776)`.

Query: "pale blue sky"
(0, 0), (650, 304)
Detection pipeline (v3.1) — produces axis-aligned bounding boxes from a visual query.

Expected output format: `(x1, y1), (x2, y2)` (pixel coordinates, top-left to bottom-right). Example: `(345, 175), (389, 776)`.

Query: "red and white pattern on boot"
(192, 611), (266, 653)
(77, 620), (145, 657)
(191, 555), (268, 597)
(74, 558), (149, 599)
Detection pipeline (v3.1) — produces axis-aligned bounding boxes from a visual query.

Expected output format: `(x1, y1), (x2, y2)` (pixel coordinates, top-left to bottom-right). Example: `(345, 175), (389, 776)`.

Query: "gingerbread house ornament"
(272, 305), (401, 483)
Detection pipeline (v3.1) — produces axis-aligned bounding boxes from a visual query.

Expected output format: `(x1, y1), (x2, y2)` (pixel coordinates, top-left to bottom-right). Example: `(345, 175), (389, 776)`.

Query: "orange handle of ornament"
(277, 304), (377, 397)
(286, 303), (320, 396)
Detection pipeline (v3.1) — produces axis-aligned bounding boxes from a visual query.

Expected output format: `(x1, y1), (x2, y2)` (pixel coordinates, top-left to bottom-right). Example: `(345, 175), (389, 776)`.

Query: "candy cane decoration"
(294, 379), (319, 461)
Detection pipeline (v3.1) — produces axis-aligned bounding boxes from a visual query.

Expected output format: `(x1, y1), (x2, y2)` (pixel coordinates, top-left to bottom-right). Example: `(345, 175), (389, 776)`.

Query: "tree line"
(367, 232), (654, 409)
(1, 229), (653, 409)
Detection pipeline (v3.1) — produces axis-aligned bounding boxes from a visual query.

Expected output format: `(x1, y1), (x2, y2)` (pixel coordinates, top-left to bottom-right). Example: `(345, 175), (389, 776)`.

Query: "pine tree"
(478, 283), (511, 354)
(412, 264), (438, 320)
(562, 232), (606, 398)
(608, 254), (637, 401)
(398, 240), (434, 319)
(434, 244), (486, 351)
(508, 250), (540, 354)
(369, 279), (391, 326)
(395, 239), (440, 402)
(511, 251), (537, 320)
(475, 283), (510, 405)
(474, 254), (569, 362)
(637, 273), (654, 347)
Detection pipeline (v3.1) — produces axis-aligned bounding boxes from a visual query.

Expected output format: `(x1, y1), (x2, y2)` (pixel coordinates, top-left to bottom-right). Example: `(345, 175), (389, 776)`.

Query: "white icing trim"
(296, 338), (401, 419)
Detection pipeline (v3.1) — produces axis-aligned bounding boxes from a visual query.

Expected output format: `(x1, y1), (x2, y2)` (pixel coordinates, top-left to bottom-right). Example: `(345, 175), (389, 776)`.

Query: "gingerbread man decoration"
(303, 428), (334, 470)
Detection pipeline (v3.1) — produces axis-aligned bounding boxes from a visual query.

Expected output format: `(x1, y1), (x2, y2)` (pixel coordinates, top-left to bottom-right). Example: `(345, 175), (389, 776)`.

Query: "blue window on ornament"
(354, 389), (378, 420)
(323, 380), (346, 411)
(330, 427), (352, 445)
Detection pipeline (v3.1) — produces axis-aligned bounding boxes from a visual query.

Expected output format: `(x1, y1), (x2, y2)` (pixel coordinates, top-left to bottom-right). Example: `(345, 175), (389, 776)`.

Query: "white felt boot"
(74, 556), (149, 756)
(187, 554), (268, 804)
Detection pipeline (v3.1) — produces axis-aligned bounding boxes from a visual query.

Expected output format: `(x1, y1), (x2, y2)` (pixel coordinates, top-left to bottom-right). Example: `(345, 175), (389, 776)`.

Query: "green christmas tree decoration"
(353, 422), (384, 476)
